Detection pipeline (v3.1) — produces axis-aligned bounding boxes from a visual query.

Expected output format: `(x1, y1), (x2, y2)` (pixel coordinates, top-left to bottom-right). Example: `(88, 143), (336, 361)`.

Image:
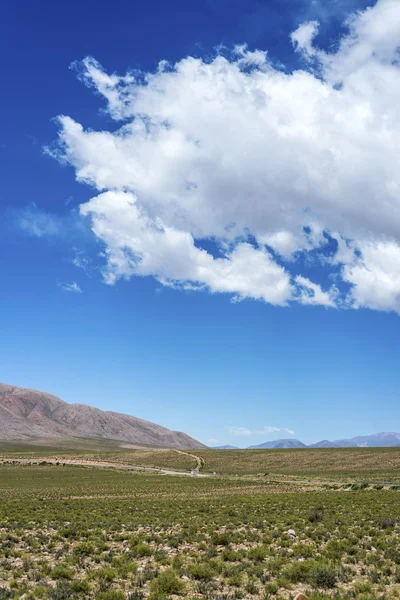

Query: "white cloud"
(207, 438), (220, 445)
(228, 427), (253, 436)
(283, 428), (296, 435)
(72, 248), (91, 275)
(343, 240), (400, 312)
(295, 275), (337, 307)
(80, 191), (292, 304)
(50, 0), (400, 313)
(262, 426), (281, 433)
(291, 20), (319, 57)
(228, 426), (295, 436)
(18, 204), (61, 238)
(58, 281), (82, 293)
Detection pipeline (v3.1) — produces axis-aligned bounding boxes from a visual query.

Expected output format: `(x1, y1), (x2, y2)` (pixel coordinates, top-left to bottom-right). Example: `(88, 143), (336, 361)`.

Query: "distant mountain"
(213, 445), (240, 450)
(309, 439), (357, 448)
(0, 383), (206, 449)
(247, 439), (307, 449)
(246, 433), (400, 450)
(311, 433), (400, 448)
(345, 432), (400, 447)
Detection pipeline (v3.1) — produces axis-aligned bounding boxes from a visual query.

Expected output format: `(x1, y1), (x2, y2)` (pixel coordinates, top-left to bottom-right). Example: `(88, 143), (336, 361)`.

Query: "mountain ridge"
(212, 445), (240, 450)
(247, 439), (307, 449)
(0, 383), (206, 449)
(245, 432), (400, 449)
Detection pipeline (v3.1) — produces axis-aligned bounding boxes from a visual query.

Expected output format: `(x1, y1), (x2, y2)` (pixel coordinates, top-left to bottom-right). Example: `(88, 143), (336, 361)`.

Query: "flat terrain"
(3, 445), (399, 482)
(0, 447), (400, 599)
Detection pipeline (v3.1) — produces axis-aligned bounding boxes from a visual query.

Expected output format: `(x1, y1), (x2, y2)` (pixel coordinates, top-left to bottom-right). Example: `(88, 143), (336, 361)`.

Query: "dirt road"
(0, 457), (208, 477)
(174, 449), (205, 471)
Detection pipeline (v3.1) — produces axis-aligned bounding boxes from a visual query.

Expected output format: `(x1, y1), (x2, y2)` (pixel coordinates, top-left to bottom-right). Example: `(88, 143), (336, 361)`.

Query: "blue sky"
(1, 0), (399, 446)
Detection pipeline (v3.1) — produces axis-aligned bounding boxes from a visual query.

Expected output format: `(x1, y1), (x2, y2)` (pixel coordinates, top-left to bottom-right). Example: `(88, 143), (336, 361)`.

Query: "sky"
(0, 0), (399, 447)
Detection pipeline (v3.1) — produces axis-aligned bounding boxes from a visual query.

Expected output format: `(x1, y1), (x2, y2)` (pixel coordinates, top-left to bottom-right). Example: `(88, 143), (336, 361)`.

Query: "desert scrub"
(149, 569), (185, 599)
(1, 463), (400, 598)
(311, 564), (337, 588)
(188, 562), (216, 580)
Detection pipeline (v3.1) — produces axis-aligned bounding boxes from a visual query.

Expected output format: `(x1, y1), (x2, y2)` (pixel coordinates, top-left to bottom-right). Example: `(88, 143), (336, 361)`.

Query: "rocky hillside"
(0, 383), (206, 449)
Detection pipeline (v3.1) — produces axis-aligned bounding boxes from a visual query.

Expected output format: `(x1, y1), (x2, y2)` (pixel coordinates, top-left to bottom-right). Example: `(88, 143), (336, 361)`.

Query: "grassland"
(196, 447), (400, 481)
(0, 448), (400, 599)
(3, 445), (400, 482)
(124, 447), (400, 482)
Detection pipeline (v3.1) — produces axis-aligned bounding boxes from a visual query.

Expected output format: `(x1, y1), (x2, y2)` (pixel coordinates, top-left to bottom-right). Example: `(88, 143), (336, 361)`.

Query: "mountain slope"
(0, 383), (206, 449)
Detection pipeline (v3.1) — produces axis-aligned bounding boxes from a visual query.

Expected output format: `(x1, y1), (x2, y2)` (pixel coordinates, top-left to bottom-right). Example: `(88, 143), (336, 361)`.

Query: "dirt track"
(0, 456), (208, 477)
(174, 449), (204, 470)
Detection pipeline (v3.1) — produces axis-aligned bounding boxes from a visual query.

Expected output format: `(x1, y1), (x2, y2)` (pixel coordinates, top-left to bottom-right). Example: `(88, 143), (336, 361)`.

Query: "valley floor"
(0, 452), (400, 599)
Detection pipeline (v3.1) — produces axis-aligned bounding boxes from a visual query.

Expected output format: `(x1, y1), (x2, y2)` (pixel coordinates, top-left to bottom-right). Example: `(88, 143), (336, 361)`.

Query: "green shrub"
(378, 516), (396, 529)
(97, 592), (126, 600)
(51, 565), (74, 580)
(311, 564), (337, 588)
(95, 567), (117, 582)
(227, 574), (242, 587)
(248, 545), (267, 562)
(71, 579), (90, 592)
(308, 507), (324, 523)
(49, 581), (78, 600)
(212, 532), (232, 546)
(73, 541), (95, 556)
(150, 569), (185, 599)
(131, 543), (153, 557)
(188, 562), (216, 580)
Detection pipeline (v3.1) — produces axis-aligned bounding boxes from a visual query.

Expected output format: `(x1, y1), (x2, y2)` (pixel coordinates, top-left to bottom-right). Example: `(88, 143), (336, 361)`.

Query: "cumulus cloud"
(343, 240), (400, 312)
(58, 281), (82, 293)
(228, 426), (295, 436)
(50, 0), (400, 313)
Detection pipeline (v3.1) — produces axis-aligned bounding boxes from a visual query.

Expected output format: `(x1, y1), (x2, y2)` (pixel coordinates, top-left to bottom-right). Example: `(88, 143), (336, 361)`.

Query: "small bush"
(131, 542), (153, 557)
(150, 569), (185, 599)
(73, 541), (95, 556)
(49, 582), (78, 600)
(127, 592), (144, 600)
(311, 565), (337, 588)
(308, 507), (324, 523)
(97, 592), (126, 600)
(51, 565), (74, 580)
(188, 562), (216, 580)
(71, 579), (90, 592)
(379, 516), (396, 529)
(212, 532), (232, 546)
(249, 545), (268, 562)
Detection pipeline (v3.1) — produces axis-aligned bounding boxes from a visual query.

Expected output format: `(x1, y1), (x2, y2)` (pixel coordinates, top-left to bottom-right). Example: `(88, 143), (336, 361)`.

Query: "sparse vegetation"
(0, 448), (399, 599)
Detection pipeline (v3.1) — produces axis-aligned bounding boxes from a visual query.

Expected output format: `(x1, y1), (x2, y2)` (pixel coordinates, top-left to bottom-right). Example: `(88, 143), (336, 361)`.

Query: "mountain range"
(240, 433), (400, 449)
(1, 383), (398, 452)
(0, 383), (205, 449)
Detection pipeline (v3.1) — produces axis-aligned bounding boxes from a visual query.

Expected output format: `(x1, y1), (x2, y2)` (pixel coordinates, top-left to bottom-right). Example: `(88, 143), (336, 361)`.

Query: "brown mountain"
(0, 383), (206, 449)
